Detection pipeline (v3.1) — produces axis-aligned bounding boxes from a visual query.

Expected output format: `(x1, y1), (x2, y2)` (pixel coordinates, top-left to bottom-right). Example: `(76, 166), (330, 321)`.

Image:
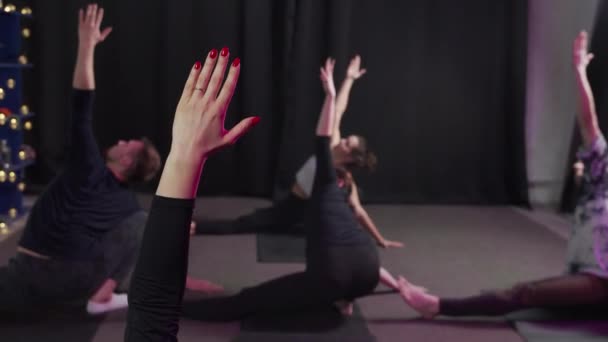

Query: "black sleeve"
(313, 136), (337, 190)
(67, 90), (105, 170)
(124, 196), (194, 342)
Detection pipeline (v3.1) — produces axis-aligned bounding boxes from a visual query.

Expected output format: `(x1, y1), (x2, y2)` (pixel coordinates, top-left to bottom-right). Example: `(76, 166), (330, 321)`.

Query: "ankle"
(423, 296), (440, 318)
(89, 294), (112, 304)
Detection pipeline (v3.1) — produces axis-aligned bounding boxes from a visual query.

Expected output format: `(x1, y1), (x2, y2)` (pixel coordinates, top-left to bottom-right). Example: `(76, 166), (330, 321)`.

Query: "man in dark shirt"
(0, 4), (161, 317)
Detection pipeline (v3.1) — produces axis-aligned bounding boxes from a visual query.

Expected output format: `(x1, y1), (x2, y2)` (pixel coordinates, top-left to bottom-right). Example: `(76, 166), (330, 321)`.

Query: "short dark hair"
(126, 137), (161, 183)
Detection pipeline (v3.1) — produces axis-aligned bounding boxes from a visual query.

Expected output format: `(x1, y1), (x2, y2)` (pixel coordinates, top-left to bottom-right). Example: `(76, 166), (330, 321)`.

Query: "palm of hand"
(574, 32), (593, 68)
(78, 4), (112, 46)
(320, 58), (336, 96)
(347, 56), (367, 79)
(347, 65), (364, 79)
(574, 50), (593, 67)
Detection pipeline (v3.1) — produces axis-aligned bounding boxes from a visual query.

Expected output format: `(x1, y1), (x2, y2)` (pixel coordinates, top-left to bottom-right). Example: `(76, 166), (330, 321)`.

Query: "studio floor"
(2, 195), (603, 341)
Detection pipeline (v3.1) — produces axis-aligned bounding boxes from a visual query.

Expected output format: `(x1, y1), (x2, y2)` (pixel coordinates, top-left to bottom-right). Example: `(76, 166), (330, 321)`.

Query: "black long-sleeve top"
(125, 196), (193, 341)
(19, 90), (141, 259)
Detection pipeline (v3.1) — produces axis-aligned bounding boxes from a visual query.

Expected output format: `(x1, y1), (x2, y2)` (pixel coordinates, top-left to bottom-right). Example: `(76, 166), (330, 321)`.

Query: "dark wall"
(25, 0), (529, 205)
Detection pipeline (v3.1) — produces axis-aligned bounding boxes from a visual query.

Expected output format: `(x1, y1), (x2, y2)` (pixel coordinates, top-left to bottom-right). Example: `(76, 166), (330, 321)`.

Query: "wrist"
(574, 65), (588, 75)
(78, 41), (96, 53)
(167, 147), (206, 170)
(156, 155), (205, 199)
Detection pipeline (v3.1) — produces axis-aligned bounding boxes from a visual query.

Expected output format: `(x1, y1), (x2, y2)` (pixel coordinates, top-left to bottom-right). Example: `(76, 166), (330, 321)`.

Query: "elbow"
(353, 207), (366, 220)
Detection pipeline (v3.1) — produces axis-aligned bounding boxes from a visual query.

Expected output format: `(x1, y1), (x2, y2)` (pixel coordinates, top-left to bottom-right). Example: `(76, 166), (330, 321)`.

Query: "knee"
(503, 283), (537, 306)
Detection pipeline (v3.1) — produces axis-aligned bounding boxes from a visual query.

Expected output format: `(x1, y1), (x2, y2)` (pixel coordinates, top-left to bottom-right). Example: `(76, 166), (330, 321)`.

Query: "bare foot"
(190, 221), (197, 236)
(397, 276), (439, 319)
(334, 300), (354, 316)
(186, 277), (224, 294)
(411, 284), (429, 293)
(87, 293), (128, 315)
(89, 279), (117, 303)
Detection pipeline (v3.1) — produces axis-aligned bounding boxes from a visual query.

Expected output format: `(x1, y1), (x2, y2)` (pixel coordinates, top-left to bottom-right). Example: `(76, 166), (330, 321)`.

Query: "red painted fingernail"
(209, 49), (218, 59)
(232, 58), (240, 67)
(220, 47), (229, 57)
(251, 116), (261, 125)
(194, 61), (201, 70)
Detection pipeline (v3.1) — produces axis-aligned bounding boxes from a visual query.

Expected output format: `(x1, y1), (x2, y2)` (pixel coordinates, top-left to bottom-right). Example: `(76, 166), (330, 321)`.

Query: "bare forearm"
(156, 150), (205, 199)
(331, 78), (354, 145)
(73, 44), (96, 90)
(335, 78), (354, 122)
(575, 68), (600, 146)
(316, 94), (336, 137)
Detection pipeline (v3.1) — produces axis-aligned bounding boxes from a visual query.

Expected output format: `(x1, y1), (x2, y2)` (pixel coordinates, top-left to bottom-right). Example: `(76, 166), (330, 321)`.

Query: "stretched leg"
(0, 254), (102, 319)
(398, 273), (608, 318)
(101, 211), (148, 292)
(182, 271), (336, 321)
(0, 260), (32, 319)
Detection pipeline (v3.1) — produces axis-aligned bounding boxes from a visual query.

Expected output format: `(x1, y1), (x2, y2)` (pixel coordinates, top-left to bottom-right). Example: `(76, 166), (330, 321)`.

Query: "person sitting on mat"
(124, 46), (261, 340)
(0, 4), (218, 319)
(180, 57), (406, 322)
(195, 55), (403, 249)
(396, 30), (608, 319)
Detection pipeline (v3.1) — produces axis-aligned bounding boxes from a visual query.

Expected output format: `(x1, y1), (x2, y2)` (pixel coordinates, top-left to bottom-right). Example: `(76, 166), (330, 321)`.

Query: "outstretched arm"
(68, 4), (112, 169)
(332, 55), (366, 146)
(317, 58), (337, 138)
(573, 31), (601, 147)
(312, 58), (339, 189)
(349, 182), (404, 248)
(73, 3), (112, 90)
(125, 48), (259, 341)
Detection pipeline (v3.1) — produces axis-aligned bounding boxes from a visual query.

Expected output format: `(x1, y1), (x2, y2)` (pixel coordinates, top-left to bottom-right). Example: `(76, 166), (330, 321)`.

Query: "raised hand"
(573, 31), (594, 71)
(172, 48), (260, 160)
(157, 48), (259, 199)
(78, 4), (112, 48)
(320, 57), (336, 97)
(346, 55), (367, 80)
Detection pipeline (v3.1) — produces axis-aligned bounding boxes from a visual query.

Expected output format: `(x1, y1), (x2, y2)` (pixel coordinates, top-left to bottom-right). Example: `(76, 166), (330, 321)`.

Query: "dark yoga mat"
(256, 234), (306, 263)
(235, 303), (375, 342)
(508, 308), (608, 342)
(0, 309), (107, 342)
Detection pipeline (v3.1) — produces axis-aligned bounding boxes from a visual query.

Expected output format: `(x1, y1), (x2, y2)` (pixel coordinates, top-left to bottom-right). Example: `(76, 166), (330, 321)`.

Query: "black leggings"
(440, 273), (608, 316)
(182, 243), (379, 321)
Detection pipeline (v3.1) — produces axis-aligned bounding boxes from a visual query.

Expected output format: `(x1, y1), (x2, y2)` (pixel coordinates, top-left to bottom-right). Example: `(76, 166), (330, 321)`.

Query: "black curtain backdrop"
(24, 0), (528, 205)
